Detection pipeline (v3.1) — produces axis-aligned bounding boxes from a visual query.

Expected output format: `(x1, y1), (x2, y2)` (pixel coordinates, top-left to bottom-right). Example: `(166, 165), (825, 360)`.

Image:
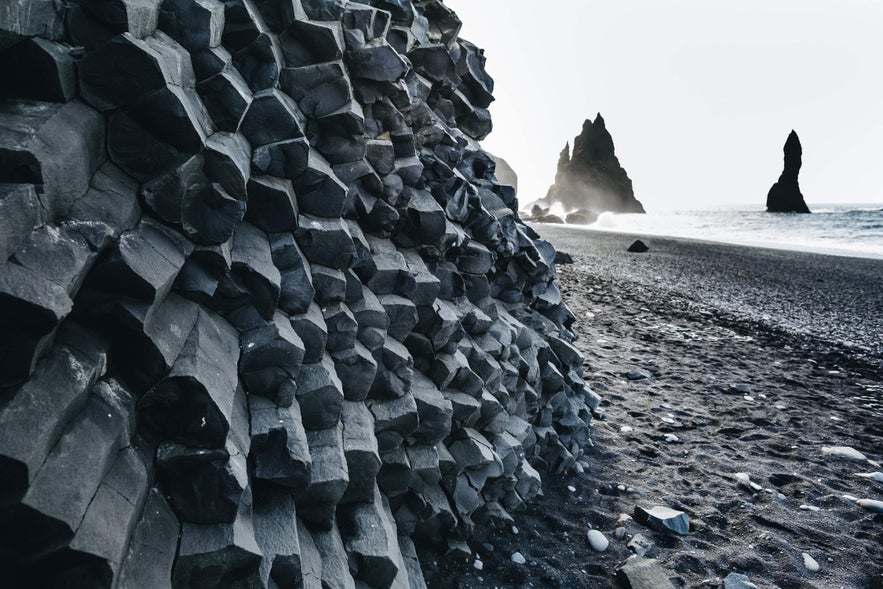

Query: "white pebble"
(664, 434), (679, 443)
(799, 504), (821, 512)
(855, 471), (883, 483)
(620, 425), (633, 433)
(822, 446), (868, 461)
(511, 526), (519, 535)
(743, 395), (754, 401)
(661, 417), (675, 424)
(473, 559), (483, 571)
(803, 552), (820, 572)
(734, 472), (751, 483)
(614, 526), (627, 539)
(567, 485), (576, 493)
(511, 552), (526, 564)
(841, 494), (860, 502)
(586, 529), (609, 552)
(856, 499), (883, 514)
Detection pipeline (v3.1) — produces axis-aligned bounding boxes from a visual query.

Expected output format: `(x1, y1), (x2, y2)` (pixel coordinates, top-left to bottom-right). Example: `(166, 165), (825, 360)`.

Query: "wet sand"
(423, 227), (883, 589)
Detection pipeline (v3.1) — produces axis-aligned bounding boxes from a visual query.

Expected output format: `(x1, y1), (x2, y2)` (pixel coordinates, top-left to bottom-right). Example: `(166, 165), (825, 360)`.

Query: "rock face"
(0, 1), (593, 588)
(766, 130), (810, 213)
(530, 113), (645, 223)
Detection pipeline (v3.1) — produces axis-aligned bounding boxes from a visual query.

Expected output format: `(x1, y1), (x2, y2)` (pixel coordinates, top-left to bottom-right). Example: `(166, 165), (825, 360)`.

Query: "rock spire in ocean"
(531, 113), (644, 224)
(767, 130), (810, 213)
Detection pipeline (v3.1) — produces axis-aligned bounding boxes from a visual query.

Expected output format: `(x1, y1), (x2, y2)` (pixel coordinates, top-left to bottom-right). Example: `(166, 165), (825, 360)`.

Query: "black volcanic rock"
(0, 2), (596, 587)
(534, 113), (645, 219)
(767, 130), (810, 213)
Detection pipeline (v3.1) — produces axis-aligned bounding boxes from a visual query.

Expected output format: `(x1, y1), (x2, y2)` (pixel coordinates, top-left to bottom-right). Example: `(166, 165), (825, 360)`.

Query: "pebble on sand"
(634, 505), (690, 535)
(587, 529), (609, 552)
(822, 446), (868, 461)
(627, 370), (649, 381)
(722, 572), (759, 589)
(802, 552), (820, 572)
(855, 471), (883, 483)
(856, 499), (883, 514)
(511, 552), (526, 564)
(473, 559), (483, 571)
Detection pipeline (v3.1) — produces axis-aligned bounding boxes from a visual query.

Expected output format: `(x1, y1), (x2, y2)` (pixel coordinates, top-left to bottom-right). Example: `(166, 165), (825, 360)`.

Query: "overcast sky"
(444, 0), (883, 211)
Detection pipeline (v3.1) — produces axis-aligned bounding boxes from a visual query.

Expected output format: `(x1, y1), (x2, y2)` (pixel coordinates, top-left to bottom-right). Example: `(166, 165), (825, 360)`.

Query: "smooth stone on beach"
(855, 471), (883, 483)
(821, 446), (868, 461)
(634, 505), (690, 535)
(721, 572), (759, 589)
(616, 556), (676, 589)
(856, 499), (883, 514)
(802, 552), (820, 572)
(587, 529), (609, 552)
(510, 552), (526, 564)
(627, 240), (649, 253)
(626, 371), (648, 381)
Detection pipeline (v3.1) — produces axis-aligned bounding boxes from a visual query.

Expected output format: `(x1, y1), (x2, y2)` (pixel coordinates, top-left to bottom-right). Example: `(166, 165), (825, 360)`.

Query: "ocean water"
(580, 204), (883, 260)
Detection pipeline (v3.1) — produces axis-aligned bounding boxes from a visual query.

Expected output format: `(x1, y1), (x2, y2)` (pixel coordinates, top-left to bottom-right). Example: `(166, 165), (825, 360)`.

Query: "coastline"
(534, 224), (883, 361)
(423, 225), (883, 589)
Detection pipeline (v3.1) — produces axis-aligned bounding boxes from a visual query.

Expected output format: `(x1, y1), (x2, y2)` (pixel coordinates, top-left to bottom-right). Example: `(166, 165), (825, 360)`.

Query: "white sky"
(444, 0), (883, 211)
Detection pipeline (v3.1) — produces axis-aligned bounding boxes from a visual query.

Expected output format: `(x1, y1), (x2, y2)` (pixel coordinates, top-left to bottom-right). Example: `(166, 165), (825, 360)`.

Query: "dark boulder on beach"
(766, 130), (810, 213)
(531, 113), (645, 221)
(628, 240), (650, 253)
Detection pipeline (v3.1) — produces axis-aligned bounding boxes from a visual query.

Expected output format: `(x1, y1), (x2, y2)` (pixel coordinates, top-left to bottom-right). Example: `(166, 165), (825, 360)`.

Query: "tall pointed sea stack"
(767, 130), (810, 213)
(532, 113), (644, 223)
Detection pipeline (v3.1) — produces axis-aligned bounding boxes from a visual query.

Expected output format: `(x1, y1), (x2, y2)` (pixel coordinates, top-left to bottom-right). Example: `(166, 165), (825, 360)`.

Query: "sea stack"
(531, 113), (645, 223)
(767, 130), (810, 213)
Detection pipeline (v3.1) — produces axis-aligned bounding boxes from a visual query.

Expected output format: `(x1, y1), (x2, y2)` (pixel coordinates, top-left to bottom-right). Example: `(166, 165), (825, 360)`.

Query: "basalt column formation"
(0, 1), (596, 587)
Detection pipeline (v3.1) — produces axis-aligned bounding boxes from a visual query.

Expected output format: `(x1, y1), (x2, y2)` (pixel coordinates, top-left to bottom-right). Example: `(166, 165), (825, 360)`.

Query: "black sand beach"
(424, 227), (883, 589)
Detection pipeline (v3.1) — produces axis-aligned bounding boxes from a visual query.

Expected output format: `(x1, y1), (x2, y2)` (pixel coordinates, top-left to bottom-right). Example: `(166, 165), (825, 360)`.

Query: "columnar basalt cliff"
(0, 1), (595, 587)
(530, 113), (644, 224)
(766, 130), (810, 213)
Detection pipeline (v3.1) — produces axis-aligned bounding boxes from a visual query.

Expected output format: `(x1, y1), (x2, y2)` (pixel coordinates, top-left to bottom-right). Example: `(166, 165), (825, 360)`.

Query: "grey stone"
(249, 395), (311, 488)
(0, 100), (105, 219)
(295, 215), (357, 272)
(339, 485), (401, 588)
(332, 341), (377, 401)
(172, 490), (263, 588)
(0, 379), (134, 561)
(0, 37), (77, 102)
(241, 88), (305, 147)
(231, 221), (281, 319)
(280, 61), (353, 119)
(159, 0), (224, 51)
(0, 325), (107, 494)
(370, 337), (413, 399)
(295, 353), (345, 430)
(246, 175), (298, 233)
(139, 310), (240, 448)
(616, 557), (676, 589)
(196, 67), (252, 132)
(240, 311), (306, 397)
(298, 424), (348, 528)
(340, 401), (381, 504)
(634, 505), (690, 536)
(252, 487), (303, 589)
(312, 523), (357, 589)
(290, 303), (327, 363)
(117, 490), (179, 589)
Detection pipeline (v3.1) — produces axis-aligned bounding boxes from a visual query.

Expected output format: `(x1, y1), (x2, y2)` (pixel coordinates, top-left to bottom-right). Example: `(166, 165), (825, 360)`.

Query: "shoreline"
(423, 224), (883, 589)
(533, 225), (883, 362)
(532, 221), (883, 262)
